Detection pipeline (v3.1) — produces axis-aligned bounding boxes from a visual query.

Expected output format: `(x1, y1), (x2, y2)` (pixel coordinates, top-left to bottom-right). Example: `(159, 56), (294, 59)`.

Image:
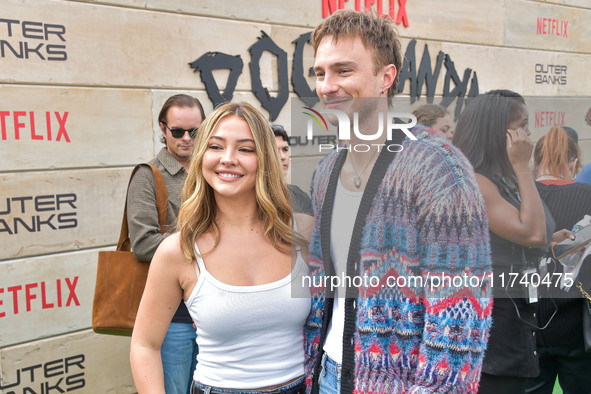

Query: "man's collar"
(157, 147), (185, 175)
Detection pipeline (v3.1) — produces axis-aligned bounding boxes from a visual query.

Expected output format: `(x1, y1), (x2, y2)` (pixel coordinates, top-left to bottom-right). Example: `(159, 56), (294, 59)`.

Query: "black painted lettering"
(248, 31), (289, 121)
(0, 218), (12, 234)
(44, 359), (64, 378)
(397, 40), (417, 99)
(291, 32), (318, 107)
(43, 377), (64, 393)
(56, 193), (76, 210)
(14, 217), (36, 233)
(35, 195), (55, 212)
(21, 364), (43, 383)
(0, 369), (20, 389)
(36, 214), (57, 231)
(440, 54), (472, 120)
(0, 197), (10, 215)
(44, 24), (66, 41)
(64, 354), (85, 373)
(24, 42), (44, 60)
(1, 40), (24, 58)
(46, 44), (67, 61)
(188, 52), (244, 107)
(416, 43), (444, 102)
(0, 18), (20, 37)
(65, 372), (85, 391)
(57, 212), (77, 229)
(22, 21), (44, 39)
(12, 197), (33, 214)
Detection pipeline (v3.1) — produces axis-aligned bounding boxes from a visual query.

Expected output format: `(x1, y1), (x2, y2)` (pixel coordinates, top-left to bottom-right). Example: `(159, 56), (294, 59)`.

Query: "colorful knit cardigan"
(304, 126), (493, 393)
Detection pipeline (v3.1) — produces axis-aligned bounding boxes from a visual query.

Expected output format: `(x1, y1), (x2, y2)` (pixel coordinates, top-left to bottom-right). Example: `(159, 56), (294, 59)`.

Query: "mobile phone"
(552, 224), (591, 261)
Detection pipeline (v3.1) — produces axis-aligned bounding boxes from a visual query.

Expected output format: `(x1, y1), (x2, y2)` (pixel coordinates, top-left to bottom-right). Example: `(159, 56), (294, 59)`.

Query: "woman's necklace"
(350, 149), (379, 189)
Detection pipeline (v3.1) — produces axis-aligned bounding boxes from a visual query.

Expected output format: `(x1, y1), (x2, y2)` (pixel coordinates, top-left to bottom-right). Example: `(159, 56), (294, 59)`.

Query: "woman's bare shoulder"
(153, 232), (189, 264)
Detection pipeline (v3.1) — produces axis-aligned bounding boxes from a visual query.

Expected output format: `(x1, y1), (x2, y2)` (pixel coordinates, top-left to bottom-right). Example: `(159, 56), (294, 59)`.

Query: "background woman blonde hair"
(178, 101), (295, 261)
(526, 126), (591, 393)
(534, 126), (581, 180)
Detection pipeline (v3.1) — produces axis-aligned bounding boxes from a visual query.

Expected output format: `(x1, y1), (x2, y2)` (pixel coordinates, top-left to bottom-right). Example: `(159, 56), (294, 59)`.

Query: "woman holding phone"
(453, 90), (554, 394)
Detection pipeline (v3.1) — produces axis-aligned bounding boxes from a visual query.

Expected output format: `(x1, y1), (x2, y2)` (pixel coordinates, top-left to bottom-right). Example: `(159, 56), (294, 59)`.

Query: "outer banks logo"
(302, 107), (417, 152)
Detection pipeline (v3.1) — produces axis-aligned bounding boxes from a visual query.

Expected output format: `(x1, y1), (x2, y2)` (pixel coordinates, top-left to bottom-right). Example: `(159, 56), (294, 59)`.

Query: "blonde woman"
(525, 127), (591, 393)
(130, 102), (311, 394)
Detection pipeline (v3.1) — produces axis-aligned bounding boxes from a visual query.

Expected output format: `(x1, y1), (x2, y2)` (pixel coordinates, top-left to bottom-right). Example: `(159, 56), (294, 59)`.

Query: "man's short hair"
(412, 104), (450, 128)
(271, 124), (289, 143)
(311, 9), (402, 97)
(158, 94), (205, 145)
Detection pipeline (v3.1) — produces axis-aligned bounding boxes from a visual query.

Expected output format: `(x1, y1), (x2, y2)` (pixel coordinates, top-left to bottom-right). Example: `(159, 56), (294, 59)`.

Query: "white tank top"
(185, 243), (310, 389)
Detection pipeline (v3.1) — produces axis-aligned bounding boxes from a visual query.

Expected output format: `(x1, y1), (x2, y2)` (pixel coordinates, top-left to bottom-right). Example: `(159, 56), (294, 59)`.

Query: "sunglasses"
(163, 123), (198, 138)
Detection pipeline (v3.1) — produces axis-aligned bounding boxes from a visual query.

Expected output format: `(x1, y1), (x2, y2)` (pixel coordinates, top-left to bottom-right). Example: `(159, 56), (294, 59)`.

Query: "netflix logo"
(535, 111), (565, 129)
(0, 277), (80, 318)
(536, 17), (568, 38)
(322, 0), (410, 27)
(0, 111), (70, 142)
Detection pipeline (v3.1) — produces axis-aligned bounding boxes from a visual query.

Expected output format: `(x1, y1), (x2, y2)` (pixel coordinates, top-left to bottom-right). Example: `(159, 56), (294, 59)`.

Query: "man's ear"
(381, 64), (397, 92)
(570, 158), (578, 178)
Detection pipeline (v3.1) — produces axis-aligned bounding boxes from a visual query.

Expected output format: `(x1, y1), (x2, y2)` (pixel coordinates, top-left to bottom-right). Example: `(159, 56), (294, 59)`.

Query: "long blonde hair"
(178, 102), (297, 261)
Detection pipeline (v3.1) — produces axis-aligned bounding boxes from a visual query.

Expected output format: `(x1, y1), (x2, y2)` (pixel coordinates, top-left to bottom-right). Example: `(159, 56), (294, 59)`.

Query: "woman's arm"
(476, 127), (547, 247)
(130, 233), (190, 394)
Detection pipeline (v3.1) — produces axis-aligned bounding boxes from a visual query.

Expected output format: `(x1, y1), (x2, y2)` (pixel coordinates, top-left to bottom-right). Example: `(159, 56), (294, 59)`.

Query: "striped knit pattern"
(304, 126), (493, 393)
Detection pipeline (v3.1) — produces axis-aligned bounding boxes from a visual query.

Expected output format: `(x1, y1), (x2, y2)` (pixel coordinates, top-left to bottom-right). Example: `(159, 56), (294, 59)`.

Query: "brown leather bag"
(92, 163), (167, 336)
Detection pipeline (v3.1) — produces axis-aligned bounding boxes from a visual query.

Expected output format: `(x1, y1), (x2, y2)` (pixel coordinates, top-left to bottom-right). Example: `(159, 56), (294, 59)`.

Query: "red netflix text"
(0, 277), (80, 318)
(536, 17), (568, 38)
(0, 111), (69, 142)
(322, 0), (409, 27)
(535, 111), (565, 129)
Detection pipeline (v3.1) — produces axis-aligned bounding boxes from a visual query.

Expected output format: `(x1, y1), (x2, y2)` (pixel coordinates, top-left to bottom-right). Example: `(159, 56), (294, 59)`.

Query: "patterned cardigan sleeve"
(407, 139), (493, 393)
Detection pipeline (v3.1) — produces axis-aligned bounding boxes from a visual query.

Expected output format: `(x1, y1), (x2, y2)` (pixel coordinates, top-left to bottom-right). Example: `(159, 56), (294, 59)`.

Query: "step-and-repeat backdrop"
(1, 0), (590, 392)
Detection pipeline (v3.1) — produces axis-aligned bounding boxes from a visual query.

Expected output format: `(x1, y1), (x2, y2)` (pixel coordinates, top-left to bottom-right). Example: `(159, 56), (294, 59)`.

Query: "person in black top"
(453, 90), (555, 394)
(525, 126), (591, 394)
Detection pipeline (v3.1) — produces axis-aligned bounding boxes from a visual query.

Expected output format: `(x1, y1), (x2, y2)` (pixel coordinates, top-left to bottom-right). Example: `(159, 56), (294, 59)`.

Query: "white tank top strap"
(194, 245), (207, 273)
(186, 244), (207, 306)
(292, 214), (299, 231)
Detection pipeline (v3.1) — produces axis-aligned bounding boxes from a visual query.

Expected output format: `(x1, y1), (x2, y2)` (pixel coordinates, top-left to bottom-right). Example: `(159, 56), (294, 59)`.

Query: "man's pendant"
(354, 176), (362, 189)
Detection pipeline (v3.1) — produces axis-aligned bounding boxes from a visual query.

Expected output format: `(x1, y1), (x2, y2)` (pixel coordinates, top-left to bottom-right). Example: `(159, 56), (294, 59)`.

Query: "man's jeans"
(161, 322), (199, 394)
(318, 353), (342, 394)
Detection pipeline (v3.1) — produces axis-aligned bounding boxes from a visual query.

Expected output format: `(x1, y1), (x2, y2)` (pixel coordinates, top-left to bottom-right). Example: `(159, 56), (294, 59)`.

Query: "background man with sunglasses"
(127, 93), (205, 394)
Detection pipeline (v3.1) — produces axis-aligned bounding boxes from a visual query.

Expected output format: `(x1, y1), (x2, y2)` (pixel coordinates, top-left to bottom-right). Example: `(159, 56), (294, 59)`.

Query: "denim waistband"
(321, 353), (342, 379)
(193, 376), (305, 394)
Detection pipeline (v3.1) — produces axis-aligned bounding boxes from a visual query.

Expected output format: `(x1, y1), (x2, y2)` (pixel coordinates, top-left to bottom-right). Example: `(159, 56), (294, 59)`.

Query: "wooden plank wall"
(1, 0), (590, 392)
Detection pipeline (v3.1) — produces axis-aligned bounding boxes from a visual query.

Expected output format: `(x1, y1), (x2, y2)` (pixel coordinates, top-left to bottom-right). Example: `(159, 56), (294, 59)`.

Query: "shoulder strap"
(117, 163), (168, 251)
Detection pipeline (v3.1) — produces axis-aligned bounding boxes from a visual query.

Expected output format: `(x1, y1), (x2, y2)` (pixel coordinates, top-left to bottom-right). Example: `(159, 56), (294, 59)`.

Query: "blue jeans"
(193, 376), (304, 393)
(318, 353), (341, 394)
(161, 322), (198, 394)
